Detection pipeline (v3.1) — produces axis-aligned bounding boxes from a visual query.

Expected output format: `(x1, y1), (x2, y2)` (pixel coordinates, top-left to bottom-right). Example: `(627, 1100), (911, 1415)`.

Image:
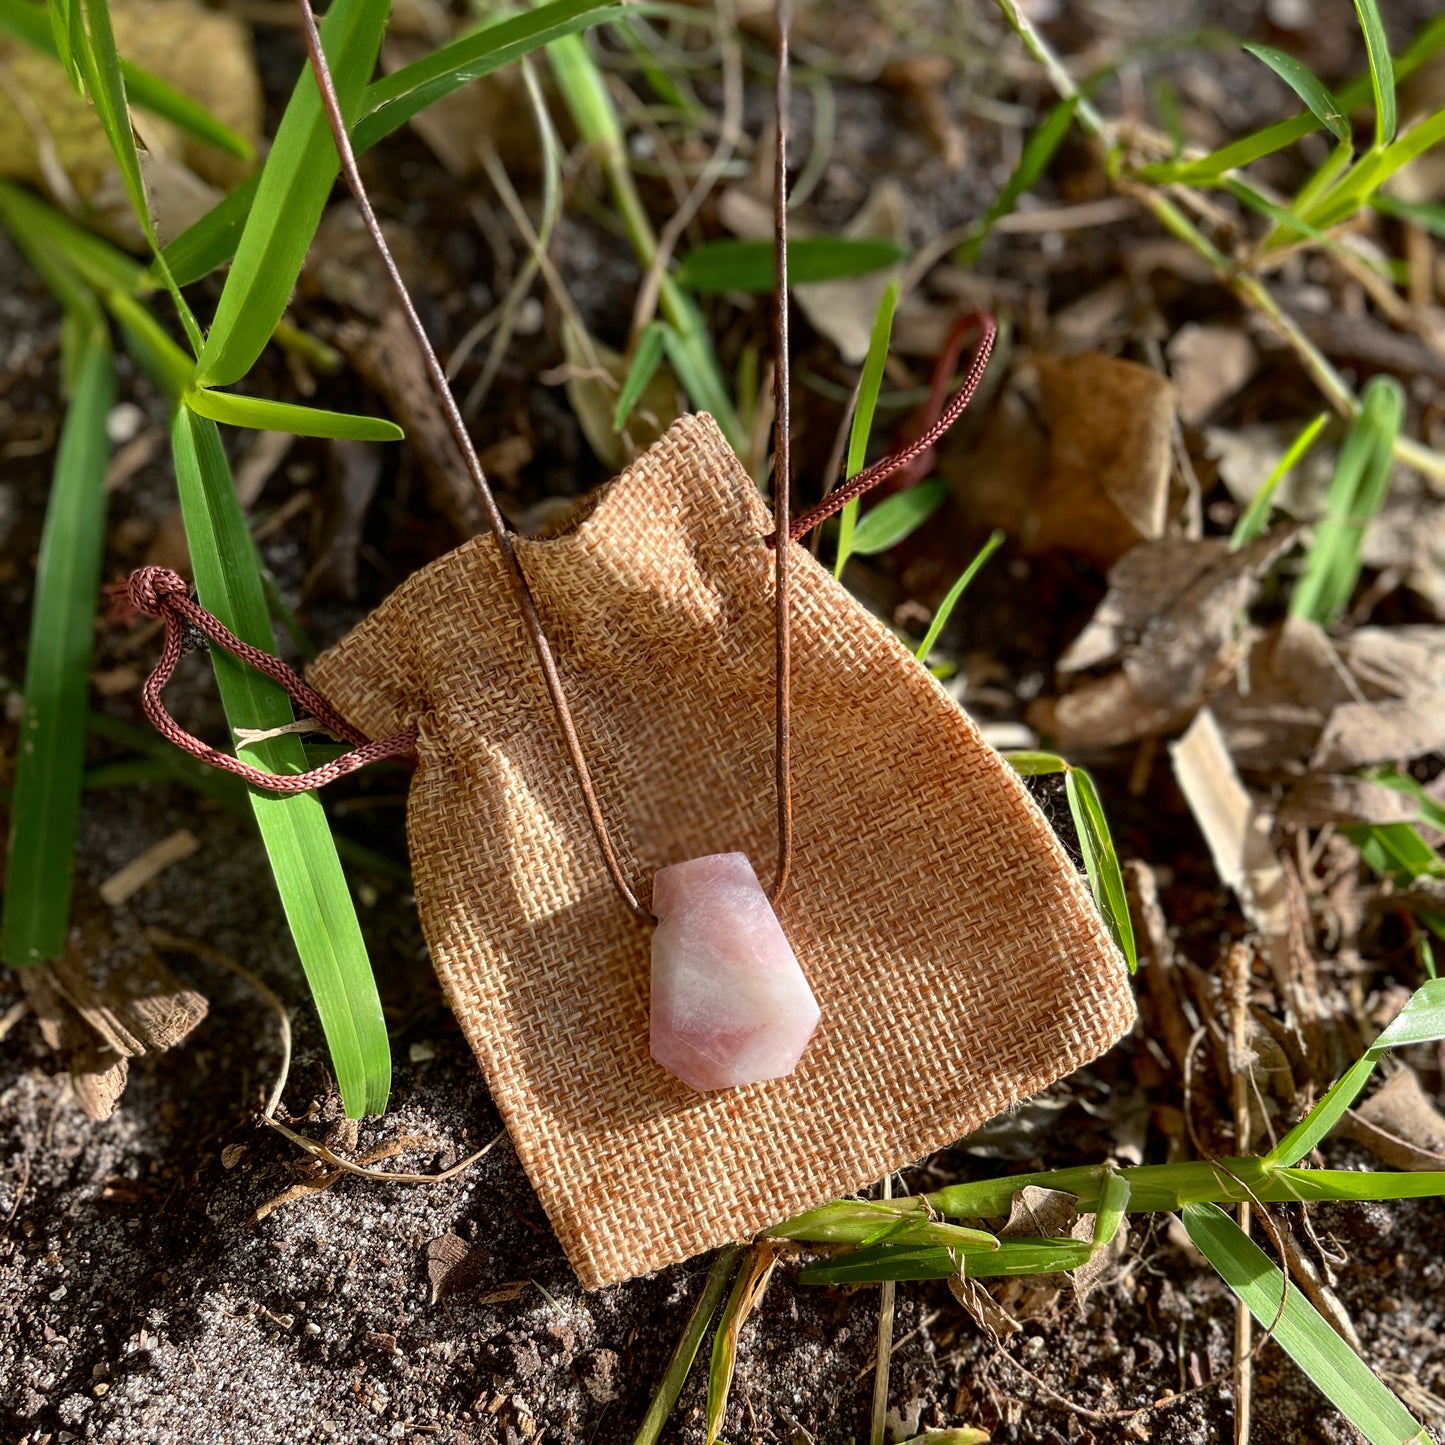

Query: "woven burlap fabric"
(308, 411), (1136, 1289)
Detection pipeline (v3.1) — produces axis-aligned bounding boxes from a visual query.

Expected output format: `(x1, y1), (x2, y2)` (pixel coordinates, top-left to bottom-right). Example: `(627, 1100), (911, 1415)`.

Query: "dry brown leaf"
(1337, 1068), (1445, 1171)
(426, 1231), (487, 1305)
(1034, 530), (1298, 750)
(562, 318), (677, 472)
(1166, 323), (1257, 426)
(1279, 774), (1422, 828)
(1025, 353), (1175, 567)
(1311, 696), (1445, 772)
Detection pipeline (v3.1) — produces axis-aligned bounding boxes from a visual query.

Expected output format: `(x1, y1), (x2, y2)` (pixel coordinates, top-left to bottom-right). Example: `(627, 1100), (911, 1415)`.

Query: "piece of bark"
(18, 907), (207, 1120)
(426, 1232), (487, 1305)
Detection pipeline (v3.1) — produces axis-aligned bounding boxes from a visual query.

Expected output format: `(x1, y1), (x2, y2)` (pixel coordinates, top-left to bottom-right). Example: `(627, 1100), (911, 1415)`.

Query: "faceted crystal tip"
(649, 852), (821, 1092)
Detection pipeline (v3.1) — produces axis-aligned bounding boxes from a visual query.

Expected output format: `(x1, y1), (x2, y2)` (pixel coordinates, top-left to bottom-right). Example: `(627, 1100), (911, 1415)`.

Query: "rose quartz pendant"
(649, 852), (821, 1092)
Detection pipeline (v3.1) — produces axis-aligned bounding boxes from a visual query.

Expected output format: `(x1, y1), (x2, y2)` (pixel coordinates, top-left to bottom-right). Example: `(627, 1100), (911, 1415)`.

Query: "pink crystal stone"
(649, 852), (821, 1092)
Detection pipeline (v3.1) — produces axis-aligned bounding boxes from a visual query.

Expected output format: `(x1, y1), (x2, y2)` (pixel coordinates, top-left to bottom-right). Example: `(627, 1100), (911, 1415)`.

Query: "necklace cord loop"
(121, 565), (418, 793)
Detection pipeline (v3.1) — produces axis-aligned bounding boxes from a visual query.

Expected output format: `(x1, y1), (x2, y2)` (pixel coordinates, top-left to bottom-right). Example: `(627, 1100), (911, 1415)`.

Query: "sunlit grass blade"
(1268, 978), (1445, 1166)
(1, 324), (114, 967)
(184, 387), (403, 441)
(1002, 749), (1069, 777)
(632, 1246), (741, 1445)
(1065, 766), (1135, 970)
(1290, 373), (1404, 626)
(915, 529), (1004, 660)
(45, 0), (83, 91)
(675, 237), (907, 294)
(1183, 1203), (1427, 1445)
(170, 407), (390, 1117)
(960, 97), (1077, 263)
(834, 280), (899, 576)
(798, 1236), (1095, 1286)
(1, 0), (251, 156)
(162, 2), (623, 288)
(1230, 411), (1328, 549)
(766, 1199), (997, 1251)
(547, 28), (740, 445)
(1240, 42), (1348, 141)
(71, 0), (200, 348)
(1353, 0), (1396, 147)
(613, 321), (667, 431)
(352, 0), (621, 153)
(196, 0), (387, 388)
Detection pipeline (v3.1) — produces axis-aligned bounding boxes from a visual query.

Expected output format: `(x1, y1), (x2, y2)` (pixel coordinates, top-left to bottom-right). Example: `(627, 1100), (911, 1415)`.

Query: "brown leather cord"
(769, 0), (794, 904)
(125, 565), (418, 793)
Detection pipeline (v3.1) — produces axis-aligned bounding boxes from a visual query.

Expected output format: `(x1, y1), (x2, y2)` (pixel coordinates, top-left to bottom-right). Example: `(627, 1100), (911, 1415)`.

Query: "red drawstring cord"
(123, 566), (417, 794)
(122, 311), (993, 795)
(769, 311), (996, 546)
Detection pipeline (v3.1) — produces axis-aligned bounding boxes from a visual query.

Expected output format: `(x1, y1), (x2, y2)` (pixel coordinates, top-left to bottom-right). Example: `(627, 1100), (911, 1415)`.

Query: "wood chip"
(426, 1232), (487, 1305)
(98, 829), (200, 906)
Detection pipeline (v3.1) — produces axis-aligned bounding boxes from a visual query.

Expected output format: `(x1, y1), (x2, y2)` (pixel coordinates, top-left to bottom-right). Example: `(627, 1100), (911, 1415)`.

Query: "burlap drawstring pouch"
(286, 409), (1132, 1288)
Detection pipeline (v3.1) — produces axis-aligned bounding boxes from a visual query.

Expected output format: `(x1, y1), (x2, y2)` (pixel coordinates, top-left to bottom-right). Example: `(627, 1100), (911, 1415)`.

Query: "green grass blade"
(960, 97), (1077, 263)
(547, 28), (741, 445)
(1301, 106), (1445, 232)
(1092, 1171), (1130, 1246)
(1268, 978), (1445, 1165)
(1290, 373), (1404, 626)
(612, 321), (667, 431)
(352, 0), (621, 153)
(196, 0), (387, 388)
(1064, 766), (1137, 971)
(73, 0), (201, 350)
(162, 2), (624, 288)
(1353, 0), (1397, 147)
(675, 237), (907, 295)
(1002, 750), (1069, 777)
(798, 1237), (1095, 1286)
(184, 387), (403, 442)
(170, 407), (390, 1117)
(1, 329), (114, 966)
(848, 479), (949, 557)
(1230, 411), (1328, 549)
(1183, 1203), (1427, 1444)
(915, 529), (1005, 660)
(632, 1246), (741, 1445)
(835, 280), (899, 577)
(765, 1200), (997, 1251)
(1240, 42), (1349, 141)
(45, 0), (83, 90)
(1, 0), (254, 155)
(104, 289), (194, 398)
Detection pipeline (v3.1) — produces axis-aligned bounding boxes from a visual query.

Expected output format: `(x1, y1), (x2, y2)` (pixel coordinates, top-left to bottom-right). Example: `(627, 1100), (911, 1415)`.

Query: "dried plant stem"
(632, 1246), (743, 1445)
(871, 1173), (897, 1445)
